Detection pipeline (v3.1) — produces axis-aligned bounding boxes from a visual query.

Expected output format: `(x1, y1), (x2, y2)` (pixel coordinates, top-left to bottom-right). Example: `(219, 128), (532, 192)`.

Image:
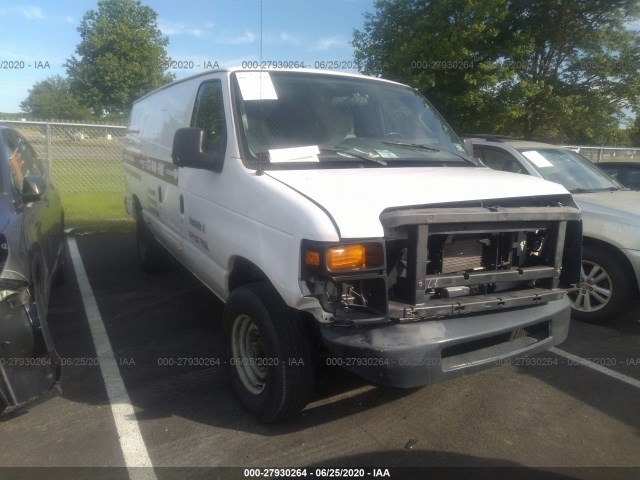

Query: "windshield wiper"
(569, 188), (595, 193)
(251, 148), (387, 168)
(381, 141), (476, 164)
(381, 141), (440, 152)
(571, 186), (620, 194)
(318, 147), (387, 166)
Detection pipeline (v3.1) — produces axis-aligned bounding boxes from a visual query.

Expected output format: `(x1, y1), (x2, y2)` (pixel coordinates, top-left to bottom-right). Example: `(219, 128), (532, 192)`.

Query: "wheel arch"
(131, 195), (142, 220)
(28, 241), (44, 282)
(582, 236), (640, 297)
(227, 256), (320, 340)
(27, 242), (48, 319)
(228, 256), (271, 293)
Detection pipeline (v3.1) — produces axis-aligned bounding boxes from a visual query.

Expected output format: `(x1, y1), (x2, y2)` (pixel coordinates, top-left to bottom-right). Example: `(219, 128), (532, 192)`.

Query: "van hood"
(266, 167), (571, 238)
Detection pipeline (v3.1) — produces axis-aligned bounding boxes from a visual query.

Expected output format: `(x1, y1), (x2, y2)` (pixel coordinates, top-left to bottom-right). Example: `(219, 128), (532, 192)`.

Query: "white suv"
(124, 70), (581, 422)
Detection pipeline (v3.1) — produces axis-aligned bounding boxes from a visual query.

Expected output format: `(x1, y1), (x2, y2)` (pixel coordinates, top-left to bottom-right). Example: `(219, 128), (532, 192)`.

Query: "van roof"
(132, 68), (410, 104)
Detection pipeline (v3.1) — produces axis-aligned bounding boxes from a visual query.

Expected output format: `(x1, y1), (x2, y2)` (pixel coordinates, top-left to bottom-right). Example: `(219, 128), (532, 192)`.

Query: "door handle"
(179, 194), (184, 214)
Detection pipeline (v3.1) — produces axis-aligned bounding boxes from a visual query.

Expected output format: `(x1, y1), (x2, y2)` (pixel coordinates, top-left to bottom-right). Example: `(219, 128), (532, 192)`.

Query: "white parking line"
(67, 238), (157, 480)
(551, 347), (640, 389)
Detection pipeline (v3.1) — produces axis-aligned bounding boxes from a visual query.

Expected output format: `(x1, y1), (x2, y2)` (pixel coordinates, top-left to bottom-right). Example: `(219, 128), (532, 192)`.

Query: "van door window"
(191, 80), (227, 156)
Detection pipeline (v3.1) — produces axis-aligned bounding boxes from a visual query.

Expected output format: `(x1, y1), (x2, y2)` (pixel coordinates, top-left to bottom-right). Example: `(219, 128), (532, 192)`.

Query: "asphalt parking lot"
(1, 231), (639, 480)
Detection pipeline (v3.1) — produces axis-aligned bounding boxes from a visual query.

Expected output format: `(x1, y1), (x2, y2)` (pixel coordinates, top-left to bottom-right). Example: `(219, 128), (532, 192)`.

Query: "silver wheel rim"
(568, 260), (612, 313)
(231, 314), (267, 395)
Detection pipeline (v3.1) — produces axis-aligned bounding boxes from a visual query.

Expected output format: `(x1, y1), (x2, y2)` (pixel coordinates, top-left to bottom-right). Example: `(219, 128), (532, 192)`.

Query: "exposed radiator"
(442, 237), (485, 274)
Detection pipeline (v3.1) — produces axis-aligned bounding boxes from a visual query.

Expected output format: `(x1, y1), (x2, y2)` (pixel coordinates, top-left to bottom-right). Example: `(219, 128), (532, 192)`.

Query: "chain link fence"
(562, 146), (640, 163)
(2, 118), (639, 227)
(0, 119), (128, 229)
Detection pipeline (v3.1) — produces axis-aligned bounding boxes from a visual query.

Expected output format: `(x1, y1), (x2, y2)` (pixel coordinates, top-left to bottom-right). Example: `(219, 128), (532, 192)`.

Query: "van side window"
(191, 80), (227, 155)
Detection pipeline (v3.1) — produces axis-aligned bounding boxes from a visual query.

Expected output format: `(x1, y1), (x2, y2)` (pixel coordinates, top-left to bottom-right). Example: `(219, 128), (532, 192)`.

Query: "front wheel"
(223, 282), (316, 423)
(567, 245), (632, 324)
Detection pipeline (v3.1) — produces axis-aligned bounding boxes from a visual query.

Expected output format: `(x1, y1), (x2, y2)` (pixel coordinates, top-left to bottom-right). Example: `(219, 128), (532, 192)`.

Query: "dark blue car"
(0, 125), (65, 414)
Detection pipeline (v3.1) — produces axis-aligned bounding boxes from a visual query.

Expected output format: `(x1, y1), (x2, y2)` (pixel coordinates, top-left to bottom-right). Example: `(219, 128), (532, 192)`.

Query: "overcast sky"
(0, 0), (374, 113)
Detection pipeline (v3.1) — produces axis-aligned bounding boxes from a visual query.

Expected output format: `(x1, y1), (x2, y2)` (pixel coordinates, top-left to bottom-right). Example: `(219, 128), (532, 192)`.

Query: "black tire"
(223, 282), (316, 423)
(135, 205), (165, 273)
(568, 245), (632, 324)
(30, 255), (48, 356)
(52, 241), (67, 287)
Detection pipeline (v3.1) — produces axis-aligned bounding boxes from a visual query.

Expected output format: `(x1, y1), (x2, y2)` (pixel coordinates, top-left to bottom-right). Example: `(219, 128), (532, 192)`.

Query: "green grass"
(51, 156), (134, 231)
(59, 191), (132, 231)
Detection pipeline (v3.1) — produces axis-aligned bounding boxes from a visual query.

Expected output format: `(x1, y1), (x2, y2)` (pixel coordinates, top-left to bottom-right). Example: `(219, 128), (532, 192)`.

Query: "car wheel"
(135, 205), (164, 273)
(223, 282), (316, 423)
(52, 241), (67, 287)
(53, 214), (67, 286)
(567, 245), (631, 324)
(29, 255), (48, 355)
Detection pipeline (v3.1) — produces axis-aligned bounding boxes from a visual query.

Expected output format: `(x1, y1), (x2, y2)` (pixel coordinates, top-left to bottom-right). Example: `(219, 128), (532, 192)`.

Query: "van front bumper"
(319, 297), (570, 388)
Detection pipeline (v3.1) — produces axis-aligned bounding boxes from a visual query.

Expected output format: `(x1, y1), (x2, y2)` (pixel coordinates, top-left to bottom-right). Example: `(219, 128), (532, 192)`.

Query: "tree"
(65, 0), (173, 117)
(20, 76), (92, 120)
(628, 115), (640, 147)
(501, 0), (640, 140)
(353, 0), (512, 134)
(353, 0), (640, 143)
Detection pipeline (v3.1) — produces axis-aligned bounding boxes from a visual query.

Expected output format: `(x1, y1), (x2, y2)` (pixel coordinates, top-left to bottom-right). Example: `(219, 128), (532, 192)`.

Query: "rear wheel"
(223, 282), (316, 423)
(568, 245), (631, 324)
(135, 203), (165, 273)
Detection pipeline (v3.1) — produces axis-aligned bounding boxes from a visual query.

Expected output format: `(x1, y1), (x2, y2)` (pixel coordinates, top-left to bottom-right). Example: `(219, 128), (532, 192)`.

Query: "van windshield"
(232, 71), (472, 169)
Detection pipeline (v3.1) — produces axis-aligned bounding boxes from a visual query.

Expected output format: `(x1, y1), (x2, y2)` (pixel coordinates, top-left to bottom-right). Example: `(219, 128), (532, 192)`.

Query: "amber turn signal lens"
(327, 244), (366, 271)
(304, 250), (320, 266)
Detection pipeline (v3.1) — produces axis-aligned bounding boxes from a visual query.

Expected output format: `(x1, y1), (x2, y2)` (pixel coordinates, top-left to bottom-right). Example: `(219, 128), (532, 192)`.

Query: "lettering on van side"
(123, 164), (142, 181)
(189, 217), (206, 234)
(188, 230), (209, 251)
(124, 152), (179, 185)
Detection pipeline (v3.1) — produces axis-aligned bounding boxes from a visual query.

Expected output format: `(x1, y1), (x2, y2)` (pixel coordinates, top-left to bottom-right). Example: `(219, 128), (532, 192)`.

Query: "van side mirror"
(462, 138), (485, 166)
(463, 138), (474, 157)
(21, 175), (46, 203)
(171, 128), (223, 172)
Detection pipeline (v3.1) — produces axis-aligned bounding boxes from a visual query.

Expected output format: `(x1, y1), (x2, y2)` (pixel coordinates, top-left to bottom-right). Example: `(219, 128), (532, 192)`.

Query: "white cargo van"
(124, 69), (581, 422)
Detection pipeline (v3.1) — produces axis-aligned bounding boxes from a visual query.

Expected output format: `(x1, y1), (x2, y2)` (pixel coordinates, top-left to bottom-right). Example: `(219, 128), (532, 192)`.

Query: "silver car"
(470, 137), (640, 324)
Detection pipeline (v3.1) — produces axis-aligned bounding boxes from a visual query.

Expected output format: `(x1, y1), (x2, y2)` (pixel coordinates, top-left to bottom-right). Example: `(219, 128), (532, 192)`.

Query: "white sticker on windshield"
(236, 72), (278, 101)
(269, 146), (320, 163)
(522, 150), (553, 168)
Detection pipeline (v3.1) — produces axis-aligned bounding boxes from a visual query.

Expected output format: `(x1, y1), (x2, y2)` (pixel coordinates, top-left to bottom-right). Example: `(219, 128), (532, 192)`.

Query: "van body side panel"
(180, 159), (340, 305)
(124, 78), (201, 259)
(126, 72), (340, 307)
